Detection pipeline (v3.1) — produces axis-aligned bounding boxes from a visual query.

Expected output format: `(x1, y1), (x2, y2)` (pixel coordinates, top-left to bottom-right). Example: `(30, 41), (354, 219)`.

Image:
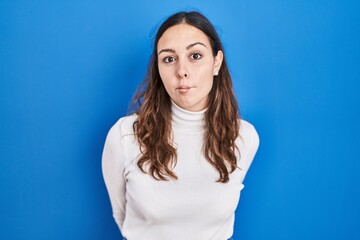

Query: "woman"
(102, 11), (259, 240)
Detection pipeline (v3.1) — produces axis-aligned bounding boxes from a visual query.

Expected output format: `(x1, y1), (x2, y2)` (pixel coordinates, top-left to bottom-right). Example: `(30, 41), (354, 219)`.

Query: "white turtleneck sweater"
(102, 103), (259, 240)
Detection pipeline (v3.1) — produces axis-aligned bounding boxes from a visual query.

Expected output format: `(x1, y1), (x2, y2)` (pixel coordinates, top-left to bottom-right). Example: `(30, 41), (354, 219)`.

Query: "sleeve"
(102, 120), (127, 230)
(238, 121), (260, 182)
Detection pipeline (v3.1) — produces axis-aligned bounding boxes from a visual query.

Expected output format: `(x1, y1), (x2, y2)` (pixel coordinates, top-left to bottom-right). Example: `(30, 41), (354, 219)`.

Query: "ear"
(213, 50), (224, 76)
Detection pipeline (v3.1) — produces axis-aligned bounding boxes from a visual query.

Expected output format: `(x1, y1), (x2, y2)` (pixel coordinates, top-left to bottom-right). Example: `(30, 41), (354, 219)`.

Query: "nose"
(176, 59), (188, 79)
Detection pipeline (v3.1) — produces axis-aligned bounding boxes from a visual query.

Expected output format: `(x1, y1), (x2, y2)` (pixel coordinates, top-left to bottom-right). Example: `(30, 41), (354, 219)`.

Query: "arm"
(102, 120), (127, 230)
(238, 121), (260, 180)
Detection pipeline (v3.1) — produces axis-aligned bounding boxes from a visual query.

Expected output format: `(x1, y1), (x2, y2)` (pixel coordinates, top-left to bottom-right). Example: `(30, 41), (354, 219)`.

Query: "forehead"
(157, 23), (211, 49)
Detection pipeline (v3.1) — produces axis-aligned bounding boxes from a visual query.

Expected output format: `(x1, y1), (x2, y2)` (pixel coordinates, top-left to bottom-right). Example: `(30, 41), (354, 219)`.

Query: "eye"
(162, 56), (176, 63)
(190, 53), (202, 60)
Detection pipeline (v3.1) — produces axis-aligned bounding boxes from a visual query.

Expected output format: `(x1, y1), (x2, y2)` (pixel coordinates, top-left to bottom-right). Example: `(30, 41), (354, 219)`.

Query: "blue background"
(1, 0), (359, 239)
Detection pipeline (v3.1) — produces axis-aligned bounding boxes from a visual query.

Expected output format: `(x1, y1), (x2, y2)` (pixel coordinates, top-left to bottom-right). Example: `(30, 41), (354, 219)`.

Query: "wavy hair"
(130, 11), (240, 183)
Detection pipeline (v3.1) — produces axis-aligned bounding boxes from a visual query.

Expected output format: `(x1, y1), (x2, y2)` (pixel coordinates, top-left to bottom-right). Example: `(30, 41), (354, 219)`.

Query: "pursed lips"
(176, 85), (193, 93)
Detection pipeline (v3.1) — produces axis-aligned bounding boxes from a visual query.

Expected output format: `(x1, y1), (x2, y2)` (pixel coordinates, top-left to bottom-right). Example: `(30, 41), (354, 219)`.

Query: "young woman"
(102, 11), (259, 240)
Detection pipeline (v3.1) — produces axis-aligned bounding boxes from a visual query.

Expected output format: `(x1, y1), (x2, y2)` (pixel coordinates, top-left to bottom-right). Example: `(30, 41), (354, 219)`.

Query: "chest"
(123, 133), (245, 223)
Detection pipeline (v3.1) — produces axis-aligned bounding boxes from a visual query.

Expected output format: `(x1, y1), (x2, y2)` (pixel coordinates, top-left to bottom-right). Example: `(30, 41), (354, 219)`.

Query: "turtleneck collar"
(171, 101), (206, 131)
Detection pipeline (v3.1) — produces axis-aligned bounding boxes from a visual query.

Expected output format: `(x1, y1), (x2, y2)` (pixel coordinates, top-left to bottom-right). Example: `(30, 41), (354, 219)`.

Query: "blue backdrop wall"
(1, 1), (359, 239)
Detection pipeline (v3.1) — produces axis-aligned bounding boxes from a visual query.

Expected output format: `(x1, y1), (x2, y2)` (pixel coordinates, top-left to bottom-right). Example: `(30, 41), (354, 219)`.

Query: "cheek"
(191, 64), (214, 83)
(204, 79), (214, 93)
(158, 67), (175, 96)
(158, 66), (172, 86)
(198, 67), (215, 92)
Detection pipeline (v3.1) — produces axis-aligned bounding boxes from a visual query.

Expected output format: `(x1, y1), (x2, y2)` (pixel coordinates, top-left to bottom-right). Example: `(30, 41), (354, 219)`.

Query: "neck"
(171, 101), (206, 131)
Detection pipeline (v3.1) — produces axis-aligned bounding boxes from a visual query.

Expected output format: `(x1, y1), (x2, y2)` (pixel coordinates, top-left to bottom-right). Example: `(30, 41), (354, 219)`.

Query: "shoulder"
(111, 114), (138, 132)
(239, 119), (258, 139)
(107, 114), (138, 140)
(238, 119), (260, 153)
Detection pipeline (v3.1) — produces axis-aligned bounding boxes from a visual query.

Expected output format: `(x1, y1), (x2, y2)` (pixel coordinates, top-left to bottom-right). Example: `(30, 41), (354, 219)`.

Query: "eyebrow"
(186, 42), (207, 50)
(158, 48), (175, 55)
(158, 42), (207, 55)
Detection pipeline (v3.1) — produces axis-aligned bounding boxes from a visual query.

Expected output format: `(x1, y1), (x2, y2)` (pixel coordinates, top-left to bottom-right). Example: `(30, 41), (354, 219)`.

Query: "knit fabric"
(102, 102), (259, 240)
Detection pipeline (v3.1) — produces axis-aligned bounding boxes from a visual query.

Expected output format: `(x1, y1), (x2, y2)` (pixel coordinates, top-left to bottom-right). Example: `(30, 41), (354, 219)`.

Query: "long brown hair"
(130, 11), (240, 183)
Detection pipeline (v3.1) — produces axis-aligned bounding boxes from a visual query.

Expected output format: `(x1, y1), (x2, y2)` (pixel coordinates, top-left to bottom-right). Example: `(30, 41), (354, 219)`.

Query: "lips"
(176, 85), (191, 93)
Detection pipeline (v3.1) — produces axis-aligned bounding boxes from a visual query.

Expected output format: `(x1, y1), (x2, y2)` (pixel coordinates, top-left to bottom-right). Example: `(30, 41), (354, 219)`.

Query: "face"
(157, 23), (223, 112)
